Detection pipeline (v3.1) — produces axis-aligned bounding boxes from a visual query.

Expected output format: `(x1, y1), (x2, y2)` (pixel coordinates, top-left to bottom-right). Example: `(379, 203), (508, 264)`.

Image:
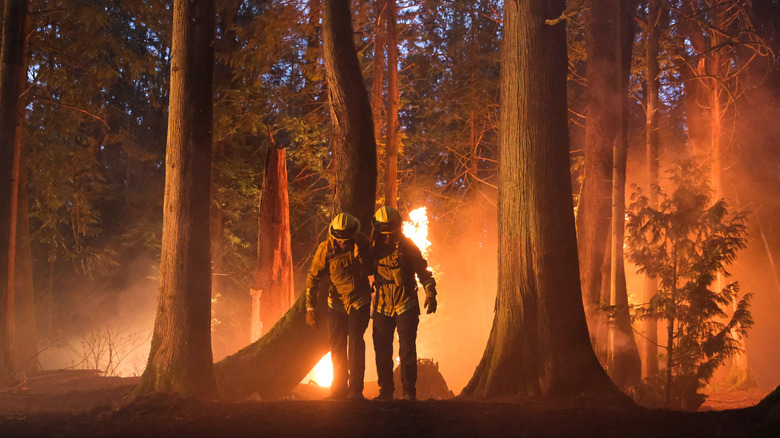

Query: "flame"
(403, 207), (431, 258)
(302, 352), (333, 387)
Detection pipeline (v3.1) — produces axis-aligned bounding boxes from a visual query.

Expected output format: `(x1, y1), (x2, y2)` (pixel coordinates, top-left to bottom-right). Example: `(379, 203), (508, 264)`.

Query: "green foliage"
(626, 160), (753, 408)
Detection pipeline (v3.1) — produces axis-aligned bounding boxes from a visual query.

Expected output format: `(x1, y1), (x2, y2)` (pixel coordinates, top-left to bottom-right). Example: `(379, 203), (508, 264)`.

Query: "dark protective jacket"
(305, 233), (373, 314)
(373, 235), (436, 316)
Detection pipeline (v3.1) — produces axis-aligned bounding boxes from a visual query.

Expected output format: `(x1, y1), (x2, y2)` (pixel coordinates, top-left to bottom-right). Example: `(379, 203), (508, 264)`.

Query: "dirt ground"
(0, 371), (778, 438)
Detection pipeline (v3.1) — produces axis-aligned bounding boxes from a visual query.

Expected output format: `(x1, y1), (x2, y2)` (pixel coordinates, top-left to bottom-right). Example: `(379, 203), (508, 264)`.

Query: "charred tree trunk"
(323, 0), (378, 227)
(254, 146), (294, 338)
(577, 0), (623, 358)
(384, 0), (399, 208)
(132, 0), (219, 399)
(212, 0), (377, 401)
(0, 0), (28, 384)
(462, 0), (624, 399)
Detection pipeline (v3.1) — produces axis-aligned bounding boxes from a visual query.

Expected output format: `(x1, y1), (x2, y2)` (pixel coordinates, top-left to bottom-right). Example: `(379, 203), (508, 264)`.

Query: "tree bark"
(642, 0), (662, 379)
(371, 0), (385, 146)
(13, 117), (37, 374)
(323, 0), (378, 227)
(254, 146), (294, 338)
(0, 0), (28, 384)
(383, 0), (399, 208)
(132, 0), (219, 399)
(577, 0), (623, 357)
(462, 0), (624, 399)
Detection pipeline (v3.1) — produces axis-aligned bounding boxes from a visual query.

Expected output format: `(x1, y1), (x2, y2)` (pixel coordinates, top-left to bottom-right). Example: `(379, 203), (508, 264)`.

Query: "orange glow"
(302, 352), (333, 387)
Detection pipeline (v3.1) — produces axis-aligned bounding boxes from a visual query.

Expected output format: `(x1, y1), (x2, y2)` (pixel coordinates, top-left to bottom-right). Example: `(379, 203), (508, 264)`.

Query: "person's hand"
(424, 296), (437, 314)
(306, 309), (317, 328)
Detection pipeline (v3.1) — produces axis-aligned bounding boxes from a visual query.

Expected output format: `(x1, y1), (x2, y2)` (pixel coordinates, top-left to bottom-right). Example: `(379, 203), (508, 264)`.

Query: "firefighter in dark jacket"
(371, 206), (437, 401)
(305, 213), (373, 400)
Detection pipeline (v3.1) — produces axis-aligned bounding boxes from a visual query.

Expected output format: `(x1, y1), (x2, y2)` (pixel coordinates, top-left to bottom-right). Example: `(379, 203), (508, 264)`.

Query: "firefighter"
(371, 206), (437, 401)
(305, 212), (373, 400)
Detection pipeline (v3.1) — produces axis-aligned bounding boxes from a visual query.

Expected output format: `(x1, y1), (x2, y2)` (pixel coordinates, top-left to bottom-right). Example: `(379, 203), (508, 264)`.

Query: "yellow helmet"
(329, 213), (360, 241)
(373, 206), (402, 234)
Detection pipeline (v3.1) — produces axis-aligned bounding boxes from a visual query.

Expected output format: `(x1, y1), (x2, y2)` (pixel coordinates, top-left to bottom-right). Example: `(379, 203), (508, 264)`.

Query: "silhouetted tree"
(0, 0), (29, 386)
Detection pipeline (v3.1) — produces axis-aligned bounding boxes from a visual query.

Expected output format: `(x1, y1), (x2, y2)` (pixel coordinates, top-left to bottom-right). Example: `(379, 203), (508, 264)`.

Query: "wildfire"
(403, 207), (431, 258)
(302, 352), (333, 387)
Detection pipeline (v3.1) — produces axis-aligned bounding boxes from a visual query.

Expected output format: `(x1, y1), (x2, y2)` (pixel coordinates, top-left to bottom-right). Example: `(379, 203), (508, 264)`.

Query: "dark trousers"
(328, 305), (370, 396)
(373, 309), (420, 397)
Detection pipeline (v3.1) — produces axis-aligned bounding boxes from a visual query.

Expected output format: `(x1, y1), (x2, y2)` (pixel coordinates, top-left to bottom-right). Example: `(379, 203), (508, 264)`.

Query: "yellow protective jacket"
(373, 235), (436, 316)
(305, 233), (373, 314)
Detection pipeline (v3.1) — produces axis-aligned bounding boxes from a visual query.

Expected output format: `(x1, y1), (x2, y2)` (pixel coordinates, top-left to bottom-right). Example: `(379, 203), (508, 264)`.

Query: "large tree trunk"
(461, 0), (624, 399)
(323, 0), (378, 227)
(577, 0), (623, 359)
(132, 0), (219, 399)
(642, 0), (662, 379)
(383, 0), (399, 208)
(254, 146), (294, 338)
(212, 0), (377, 401)
(0, 0), (28, 385)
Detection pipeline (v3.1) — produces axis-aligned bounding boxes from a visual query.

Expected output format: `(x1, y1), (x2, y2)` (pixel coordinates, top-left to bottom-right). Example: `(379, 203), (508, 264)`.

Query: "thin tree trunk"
(607, 0), (641, 389)
(132, 0), (219, 399)
(462, 0), (625, 399)
(323, 0), (378, 227)
(384, 0), (399, 208)
(0, 0), (28, 384)
(643, 0), (661, 380)
(371, 0), (385, 145)
(577, 0), (623, 356)
(13, 155), (37, 373)
(255, 146), (294, 337)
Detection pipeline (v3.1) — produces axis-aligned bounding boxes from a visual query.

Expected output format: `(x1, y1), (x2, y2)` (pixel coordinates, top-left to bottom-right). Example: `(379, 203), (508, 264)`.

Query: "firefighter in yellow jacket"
(371, 206), (437, 401)
(305, 213), (373, 400)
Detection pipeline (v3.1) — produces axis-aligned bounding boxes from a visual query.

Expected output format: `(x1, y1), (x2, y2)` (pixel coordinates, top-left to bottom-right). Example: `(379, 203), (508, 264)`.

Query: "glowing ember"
(403, 207), (431, 258)
(302, 352), (333, 387)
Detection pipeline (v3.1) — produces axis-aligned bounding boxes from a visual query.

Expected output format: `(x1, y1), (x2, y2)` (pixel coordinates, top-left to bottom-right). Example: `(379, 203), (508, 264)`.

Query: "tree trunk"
(0, 0), (28, 384)
(132, 0), (219, 399)
(383, 0), (399, 208)
(577, 0), (623, 357)
(254, 146), (294, 338)
(606, 0), (641, 389)
(212, 0), (378, 401)
(371, 0), (385, 146)
(642, 0), (662, 379)
(323, 0), (378, 227)
(462, 0), (624, 399)
(13, 123), (37, 374)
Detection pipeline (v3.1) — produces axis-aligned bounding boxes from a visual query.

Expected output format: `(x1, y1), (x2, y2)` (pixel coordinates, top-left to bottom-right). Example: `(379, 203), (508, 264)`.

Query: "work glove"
(306, 309), (317, 328)
(424, 295), (437, 314)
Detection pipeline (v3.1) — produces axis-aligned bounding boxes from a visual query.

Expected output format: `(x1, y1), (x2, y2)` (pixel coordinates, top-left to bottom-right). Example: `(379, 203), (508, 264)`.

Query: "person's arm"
(305, 241), (329, 314)
(405, 239), (437, 313)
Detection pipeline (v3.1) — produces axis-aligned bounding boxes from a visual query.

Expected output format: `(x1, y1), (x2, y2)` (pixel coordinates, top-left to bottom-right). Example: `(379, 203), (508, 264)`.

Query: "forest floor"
(0, 370), (778, 438)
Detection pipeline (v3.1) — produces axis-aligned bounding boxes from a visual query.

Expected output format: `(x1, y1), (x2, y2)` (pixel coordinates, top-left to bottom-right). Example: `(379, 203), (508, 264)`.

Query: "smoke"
(37, 256), (158, 377)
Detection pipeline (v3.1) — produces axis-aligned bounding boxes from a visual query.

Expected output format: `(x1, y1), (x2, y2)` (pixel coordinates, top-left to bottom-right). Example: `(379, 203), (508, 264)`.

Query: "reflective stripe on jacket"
(373, 235), (435, 317)
(305, 233), (373, 313)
